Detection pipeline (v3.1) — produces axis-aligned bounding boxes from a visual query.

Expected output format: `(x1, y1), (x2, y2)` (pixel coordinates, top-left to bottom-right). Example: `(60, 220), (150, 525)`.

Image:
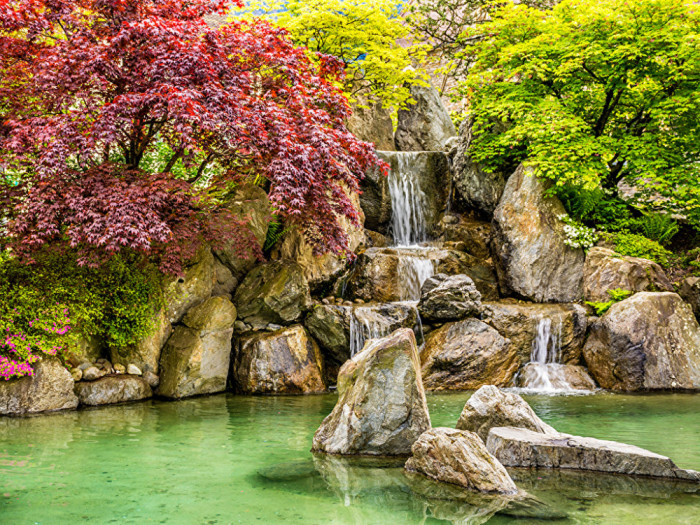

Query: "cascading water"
(520, 317), (576, 392)
(349, 306), (394, 357)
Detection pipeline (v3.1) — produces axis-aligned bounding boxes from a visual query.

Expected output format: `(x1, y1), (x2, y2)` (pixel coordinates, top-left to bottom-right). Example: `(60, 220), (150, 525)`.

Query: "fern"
(637, 212), (679, 246)
(263, 216), (290, 254)
(585, 288), (634, 316)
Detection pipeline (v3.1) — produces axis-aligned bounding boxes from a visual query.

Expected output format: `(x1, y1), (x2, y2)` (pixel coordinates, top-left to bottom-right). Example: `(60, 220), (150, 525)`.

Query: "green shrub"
(636, 213), (679, 246)
(555, 184), (637, 233)
(585, 288), (634, 316)
(609, 233), (673, 267)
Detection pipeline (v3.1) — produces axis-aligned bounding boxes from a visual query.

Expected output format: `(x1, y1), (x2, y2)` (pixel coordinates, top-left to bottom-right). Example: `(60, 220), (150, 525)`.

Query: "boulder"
(233, 325), (326, 394)
(74, 376), (152, 406)
(164, 247), (216, 324)
(487, 427), (700, 481)
(346, 96), (395, 151)
(421, 319), (517, 391)
(482, 301), (588, 366)
(678, 276), (700, 321)
(233, 260), (311, 330)
(582, 292), (700, 391)
(418, 273), (482, 321)
(492, 164), (585, 302)
(213, 184), (273, 278)
(456, 385), (557, 442)
(405, 427), (518, 494)
(312, 328), (431, 456)
(0, 359), (78, 416)
(516, 363), (597, 391)
(110, 306), (172, 374)
(439, 215), (492, 260)
(452, 118), (507, 216)
(584, 247), (673, 302)
(82, 366), (106, 381)
(359, 164), (393, 235)
(394, 83), (457, 152)
(157, 296), (237, 399)
(212, 257), (238, 298)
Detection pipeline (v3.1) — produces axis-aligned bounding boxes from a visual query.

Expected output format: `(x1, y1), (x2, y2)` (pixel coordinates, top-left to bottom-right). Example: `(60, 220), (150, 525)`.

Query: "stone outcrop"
(346, 96), (395, 151)
(583, 247), (673, 302)
(359, 164), (393, 234)
(483, 301), (588, 366)
(74, 376), (152, 406)
(492, 164), (585, 302)
(678, 276), (700, 321)
(233, 325), (326, 394)
(456, 385), (557, 442)
(418, 273), (482, 321)
(110, 306), (171, 374)
(405, 427), (518, 494)
(487, 427), (700, 481)
(516, 363), (597, 391)
(312, 328), (430, 456)
(233, 260), (311, 330)
(0, 359), (78, 416)
(439, 215), (492, 260)
(394, 84), (456, 152)
(583, 292), (700, 391)
(157, 296), (237, 399)
(421, 319), (518, 391)
(165, 247), (216, 324)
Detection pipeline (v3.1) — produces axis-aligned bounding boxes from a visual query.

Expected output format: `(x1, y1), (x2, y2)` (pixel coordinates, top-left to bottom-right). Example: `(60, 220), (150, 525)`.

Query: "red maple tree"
(0, 0), (381, 273)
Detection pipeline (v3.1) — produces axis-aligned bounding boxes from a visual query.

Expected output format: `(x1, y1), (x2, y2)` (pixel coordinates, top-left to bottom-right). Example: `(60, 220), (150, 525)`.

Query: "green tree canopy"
(461, 0), (700, 224)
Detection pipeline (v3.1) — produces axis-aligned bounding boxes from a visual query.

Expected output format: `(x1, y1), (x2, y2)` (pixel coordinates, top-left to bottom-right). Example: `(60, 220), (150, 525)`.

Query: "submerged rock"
(394, 83), (456, 152)
(74, 376), (152, 406)
(233, 325), (326, 394)
(492, 164), (585, 302)
(421, 319), (518, 391)
(312, 329), (430, 456)
(583, 247), (673, 302)
(456, 385), (557, 442)
(418, 273), (482, 321)
(487, 427), (700, 481)
(583, 292), (700, 391)
(405, 427), (518, 494)
(0, 359), (78, 416)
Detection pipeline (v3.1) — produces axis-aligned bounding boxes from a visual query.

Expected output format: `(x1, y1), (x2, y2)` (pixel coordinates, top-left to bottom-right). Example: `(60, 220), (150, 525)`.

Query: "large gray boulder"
(421, 319), (518, 391)
(584, 247), (673, 302)
(418, 273), (482, 321)
(312, 328), (430, 456)
(395, 83), (456, 152)
(0, 359), (78, 416)
(157, 296), (237, 399)
(405, 427), (518, 494)
(487, 427), (700, 482)
(582, 292), (700, 391)
(164, 247), (216, 324)
(492, 164), (585, 302)
(233, 325), (326, 394)
(233, 260), (311, 330)
(456, 385), (557, 442)
(74, 376), (152, 406)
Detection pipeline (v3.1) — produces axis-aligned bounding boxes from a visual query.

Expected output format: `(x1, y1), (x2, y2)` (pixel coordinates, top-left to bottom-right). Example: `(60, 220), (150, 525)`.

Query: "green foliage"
(637, 213), (679, 246)
(244, 0), (426, 111)
(558, 213), (599, 249)
(263, 216), (290, 254)
(585, 288), (634, 316)
(461, 0), (700, 228)
(604, 232), (673, 267)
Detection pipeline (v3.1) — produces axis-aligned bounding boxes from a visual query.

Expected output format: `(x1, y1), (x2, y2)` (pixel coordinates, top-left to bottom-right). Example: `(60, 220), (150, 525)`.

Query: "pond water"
(1, 391), (699, 524)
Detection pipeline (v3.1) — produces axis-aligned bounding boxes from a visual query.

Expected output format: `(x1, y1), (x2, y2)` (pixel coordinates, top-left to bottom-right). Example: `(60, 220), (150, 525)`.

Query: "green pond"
(1, 391), (699, 524)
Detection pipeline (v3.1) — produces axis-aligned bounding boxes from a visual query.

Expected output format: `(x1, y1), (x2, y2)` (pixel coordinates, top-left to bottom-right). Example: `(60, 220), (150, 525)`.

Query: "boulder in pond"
(394, 83), (457, 152)
(584, 247), (673, 303)
(486, 427), (700, 482)
(157, 296), (237, 399)
(312, 328), (430, 456)
(233, 325), (326, 394)
(456, 385), (557, 442)
(421, 319), (517, 391)
(0, 359), (78, 416)
(418, 273), (482, 322)
(492, 164), (584, 302)
(583, 292), (700, 391)
(405, 427), (518, 494)
(233, 260), (311, 330)
(74, 376), (152, 406)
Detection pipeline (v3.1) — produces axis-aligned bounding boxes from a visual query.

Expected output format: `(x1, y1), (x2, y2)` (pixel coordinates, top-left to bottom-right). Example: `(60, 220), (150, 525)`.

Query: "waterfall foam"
(519, 317), (577, 393)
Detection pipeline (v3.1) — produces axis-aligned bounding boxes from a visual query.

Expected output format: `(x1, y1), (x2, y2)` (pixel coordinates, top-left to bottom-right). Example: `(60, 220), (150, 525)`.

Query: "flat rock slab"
(75, 376), (152, 406)
(487, 426), (700, 482)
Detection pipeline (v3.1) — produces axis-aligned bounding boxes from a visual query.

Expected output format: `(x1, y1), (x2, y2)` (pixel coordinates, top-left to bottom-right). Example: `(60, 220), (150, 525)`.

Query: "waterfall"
(397, 256), (435, 301)
(349, 303), (422, 357)
(519, 317), (576, 392)
(389, 153), (429, 247)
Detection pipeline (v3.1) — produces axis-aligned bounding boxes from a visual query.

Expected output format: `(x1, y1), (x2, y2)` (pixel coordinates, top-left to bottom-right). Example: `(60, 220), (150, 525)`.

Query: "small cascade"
(397, 256), (434, 301)
(519, 317), (576, 393)
(348, 303), (422, 357)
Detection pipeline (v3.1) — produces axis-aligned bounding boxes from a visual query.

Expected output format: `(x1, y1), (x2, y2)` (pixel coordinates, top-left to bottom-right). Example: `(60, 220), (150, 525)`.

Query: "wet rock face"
(456, 385), (558, 442)
(418, 273), (482, 322)
(583, 292), (700, 391)
(482, 301), (588, 366)
(394, 84), (457, 152)
(516, 363), (597, 391)
(487, 427), (700, 482)
(165, 247), (216, 324)
(421, 319), (518, 391)
(233, 325), (326, 394)
(584, 247), (673, 302)
(157, 296), (237, 399)
(492, 164), (585, 302)
(312, 328), (431, 456)
(233, 260), (311, 330)
(405, 427), (518, 494)
(0, 359), (78, 416)
(74, 376), (152, 406)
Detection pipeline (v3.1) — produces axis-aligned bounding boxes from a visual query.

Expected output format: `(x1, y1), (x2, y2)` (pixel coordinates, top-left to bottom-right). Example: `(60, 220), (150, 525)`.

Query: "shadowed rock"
(418, 273), (482, 322)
